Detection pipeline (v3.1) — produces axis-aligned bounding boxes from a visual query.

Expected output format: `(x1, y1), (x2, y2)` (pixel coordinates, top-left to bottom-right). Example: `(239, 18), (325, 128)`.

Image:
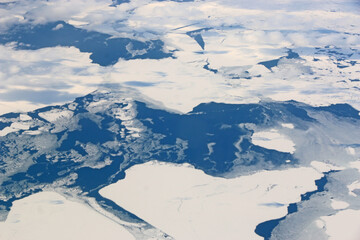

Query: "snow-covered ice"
(321, 209), (360, 240)
(0, 191), (135, 240)
(100, 161), (322, 240)
(251, 129), (295, 153)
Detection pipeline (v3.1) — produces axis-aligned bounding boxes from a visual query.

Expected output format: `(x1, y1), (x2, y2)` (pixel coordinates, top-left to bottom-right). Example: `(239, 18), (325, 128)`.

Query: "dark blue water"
(58, 118), (115, 151)
(110, 0), (130, 6)
(0, 121), (10, 131)
(186, 28), (211, 50)
(337, 64), (349, 69)
(316, 104), (360, 119)
(258, 59), (280, 71)
(0, 21), (172, 66)
(135, 101), (298, 175)
(203, 60), (218, 73)
(90, 191), (144, 223)
(0, 91), (358, 227)
(284, 101), (315, 121)
(255, 171), (338, 239)
(286, 49), (300, 59)
(0, 112), (20, 119)
(315, 47), (354, 62)
(258, 49), (300, 71)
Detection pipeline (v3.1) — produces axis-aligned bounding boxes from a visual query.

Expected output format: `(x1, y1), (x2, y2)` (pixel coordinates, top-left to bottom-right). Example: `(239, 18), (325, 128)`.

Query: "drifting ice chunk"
(251, 129), (295, 153)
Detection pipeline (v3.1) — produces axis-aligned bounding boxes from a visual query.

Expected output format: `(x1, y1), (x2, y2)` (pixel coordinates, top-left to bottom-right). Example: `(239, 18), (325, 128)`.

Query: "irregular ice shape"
(321, 209), (360, 240)
(100, 161), (321, 240)
(251, 129), (295, 153)
(0, 191), (135, 240)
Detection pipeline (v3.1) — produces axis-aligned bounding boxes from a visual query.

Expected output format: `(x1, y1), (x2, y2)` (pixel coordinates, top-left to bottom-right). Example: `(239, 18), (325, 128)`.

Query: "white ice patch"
(251, 129), (295, 153)
(52, 23), (64, 30)
(38, 109), (73, 122)
(330, 200), (349, 210)
(100, 161), (322, 240)
(23, 130), (42, 135)
(0, 45), (98, 115)
(0, 101), (45, 116)
(112, 100), (143, 138)
(207, 142), (216, 155)
(67, 20), (88, 26)
(0, 121), (31, 137)
(19, 114), (32, 121)
(86, 99), (112, 113)
(109, 58), (230, 113)
(315, 219), (325, 229)
(0, 191), (135, 240)
(281, 123), (294, 129)
(310, 161), (344, 173)
(0, 1), (359, 115)
(347, 180), (360, 197)
(321, 209), (360, 240)
(349, 160), (360, 173)
(346, 147), (356, 156)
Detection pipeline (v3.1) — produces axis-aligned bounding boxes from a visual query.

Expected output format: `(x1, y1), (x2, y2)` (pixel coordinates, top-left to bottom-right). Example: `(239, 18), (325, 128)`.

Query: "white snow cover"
(347, 180), (360, 197)
(0, 121), (31, 137)
(19, 114), (32, 121)
(321, 209), (360, 240)
(251, 129), (295, 153)
(349, 160), (360, 173)
(38, 109), (74, 122)
(100, 161), (322, 240)
(0, 0), (359, 114)
(281, 123), (294, 129)
(0, 191), (135, 240)
(330, 200), (349, 210)
(346, 147), (356, 155)
(310, 161), (344, 173)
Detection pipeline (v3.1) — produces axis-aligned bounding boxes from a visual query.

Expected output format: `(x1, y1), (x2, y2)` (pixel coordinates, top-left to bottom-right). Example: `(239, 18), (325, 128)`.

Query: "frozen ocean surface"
(0, 0), (360, 239)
